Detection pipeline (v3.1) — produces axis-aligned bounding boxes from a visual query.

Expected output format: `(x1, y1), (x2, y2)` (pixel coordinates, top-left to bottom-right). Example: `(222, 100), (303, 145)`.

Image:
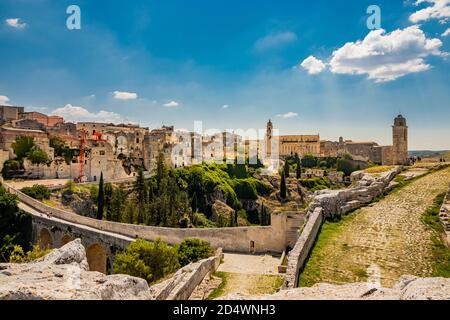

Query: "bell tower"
(392, 115), (408, 165)
(265, 119), (273, 158)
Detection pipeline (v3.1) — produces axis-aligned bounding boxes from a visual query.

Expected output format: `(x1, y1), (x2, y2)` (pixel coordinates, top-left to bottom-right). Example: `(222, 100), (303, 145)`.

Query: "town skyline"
(1, 0), (449, 150)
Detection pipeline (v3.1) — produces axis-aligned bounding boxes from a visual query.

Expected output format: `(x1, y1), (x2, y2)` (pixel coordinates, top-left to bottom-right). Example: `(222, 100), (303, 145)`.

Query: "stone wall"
(6, 183), (289, 254)
(440, 183), (450, 247)
(150, 249), (223, 300)
(282, 167), (401, 289)
(283, 207), (323, 289)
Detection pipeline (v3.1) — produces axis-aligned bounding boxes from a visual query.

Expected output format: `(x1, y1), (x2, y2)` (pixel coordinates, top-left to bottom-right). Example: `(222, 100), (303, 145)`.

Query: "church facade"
(265, 114), (409, 166)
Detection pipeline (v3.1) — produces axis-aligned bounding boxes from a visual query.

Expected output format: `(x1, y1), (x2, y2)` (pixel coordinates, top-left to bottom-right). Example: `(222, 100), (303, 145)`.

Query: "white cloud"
(329, 26), (445, 82)
(254, 31), (297, 51)
(409, 0), (450, 23)
(442, 28), (450, 36)
(300, 56), (327, 75)
(222, 105), (229, 109)
(163, 101), (179, 108)
(5, 18), (27, 29)
(51, 104), (127, 124)
(276, 112), (298, 119)
(0, 95), (10, 105)
(113, 91), (138, 100)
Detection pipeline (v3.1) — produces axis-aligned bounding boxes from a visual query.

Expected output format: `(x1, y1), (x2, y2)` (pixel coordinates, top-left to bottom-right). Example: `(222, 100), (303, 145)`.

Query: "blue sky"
(0, 0), (449, 149)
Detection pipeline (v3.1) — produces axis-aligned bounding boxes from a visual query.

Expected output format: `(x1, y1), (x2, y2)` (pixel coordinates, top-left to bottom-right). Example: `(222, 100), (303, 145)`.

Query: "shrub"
(0, 186), (32, 262)
(12, 136), (35, 159)
(113, 238), (179, 284)
(9, 244), (50, 263)
(193, 213), (216, 228)
(299, 177), (331, 192)
(177, 238), (214, 267)
(336, 158), (358, 177)
(1, 159), (23, 179)
(27, 146), (49, 164)
(234, 179), (258, 200)
(21, 185), (51, 201)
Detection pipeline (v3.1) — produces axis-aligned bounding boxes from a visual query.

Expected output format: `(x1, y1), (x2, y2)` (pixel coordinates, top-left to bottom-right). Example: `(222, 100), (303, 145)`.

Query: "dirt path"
(203, 253), (283, 299)
(300, 167), (450, 288)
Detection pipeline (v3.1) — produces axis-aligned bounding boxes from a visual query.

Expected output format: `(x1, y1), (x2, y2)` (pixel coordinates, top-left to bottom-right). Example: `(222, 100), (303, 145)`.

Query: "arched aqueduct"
(33, 216), (131, 274)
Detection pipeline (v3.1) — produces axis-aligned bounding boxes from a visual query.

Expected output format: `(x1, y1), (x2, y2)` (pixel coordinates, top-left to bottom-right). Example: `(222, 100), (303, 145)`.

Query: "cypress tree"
(284, 162), (290, 178)
(296, 157), (302, 179)
(192, 192), (198, 213)
(97, 172), (104, 220)
(104, 182), (113, 221)
(135, 169), (147, 224)
(280, 171), (287, 199)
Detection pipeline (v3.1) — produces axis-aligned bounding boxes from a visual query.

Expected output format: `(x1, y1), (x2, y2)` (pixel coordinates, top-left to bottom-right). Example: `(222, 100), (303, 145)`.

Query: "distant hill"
(409, 150), (449, 158)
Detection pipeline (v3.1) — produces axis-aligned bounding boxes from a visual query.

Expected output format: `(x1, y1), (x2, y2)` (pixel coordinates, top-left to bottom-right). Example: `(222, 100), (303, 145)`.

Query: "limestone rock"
(210, 200), (234, 222)
(0, 239), (153, 300)
(222, 276), (450, 300)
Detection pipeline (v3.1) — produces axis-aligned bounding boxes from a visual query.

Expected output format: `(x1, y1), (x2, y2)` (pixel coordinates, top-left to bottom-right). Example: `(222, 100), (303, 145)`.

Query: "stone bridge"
(20, 201), (133, 274)
(4, 181), (303, 276)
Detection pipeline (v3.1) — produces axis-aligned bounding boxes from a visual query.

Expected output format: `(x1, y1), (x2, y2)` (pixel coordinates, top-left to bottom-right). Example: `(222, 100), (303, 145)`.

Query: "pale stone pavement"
(300, 167), (450, 288)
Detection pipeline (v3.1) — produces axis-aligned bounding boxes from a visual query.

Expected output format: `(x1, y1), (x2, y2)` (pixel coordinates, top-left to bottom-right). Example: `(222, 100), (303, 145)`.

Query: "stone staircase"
(285, 212), (306, 248)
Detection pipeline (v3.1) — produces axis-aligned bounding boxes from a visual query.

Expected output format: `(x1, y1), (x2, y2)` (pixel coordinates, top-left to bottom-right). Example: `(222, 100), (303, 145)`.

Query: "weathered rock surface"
(223, 276), (450, 300)
(210, 200), (234, 222)
(0, 239), (153, 300)
(308, 167), (402, 219)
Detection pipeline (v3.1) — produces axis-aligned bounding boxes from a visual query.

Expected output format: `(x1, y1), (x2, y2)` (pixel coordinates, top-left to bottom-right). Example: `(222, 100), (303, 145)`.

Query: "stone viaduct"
(4, 182), (303, 275)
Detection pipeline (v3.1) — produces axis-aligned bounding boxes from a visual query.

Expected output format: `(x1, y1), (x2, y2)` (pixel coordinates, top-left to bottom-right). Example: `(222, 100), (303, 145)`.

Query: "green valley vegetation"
(93, 153), (273, 228)
(113, 238), (214, 284)
(20, 184), (51, 201)
(0, 184), (32, 262)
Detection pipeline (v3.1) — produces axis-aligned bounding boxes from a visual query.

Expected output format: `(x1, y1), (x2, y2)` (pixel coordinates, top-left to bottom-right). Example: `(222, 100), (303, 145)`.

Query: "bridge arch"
(60, 234), (74, 247)
(86, 243), (107, 274)
(38, 228), (53, 250)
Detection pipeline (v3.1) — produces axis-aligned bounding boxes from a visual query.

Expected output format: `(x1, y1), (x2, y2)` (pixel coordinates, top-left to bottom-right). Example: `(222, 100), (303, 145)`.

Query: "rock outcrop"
(0, 239), (223, 300)
(0, 239), (153, 300)
(223, 275), (450, 300)
(309, 167), (402, 219)
(210, 200), (235, 223)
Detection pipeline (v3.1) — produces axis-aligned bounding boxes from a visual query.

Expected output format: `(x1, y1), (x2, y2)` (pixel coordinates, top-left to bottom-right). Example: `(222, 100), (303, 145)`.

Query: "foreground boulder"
(0, 239), (153, 300)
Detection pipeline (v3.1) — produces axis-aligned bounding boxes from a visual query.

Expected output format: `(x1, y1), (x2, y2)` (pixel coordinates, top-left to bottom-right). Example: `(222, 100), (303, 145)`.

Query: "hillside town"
(0, 104), (410, 183)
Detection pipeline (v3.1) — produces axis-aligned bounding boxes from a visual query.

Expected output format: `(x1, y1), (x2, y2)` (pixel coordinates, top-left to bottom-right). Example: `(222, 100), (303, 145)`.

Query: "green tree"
(110, 188), (127, 222)
(296, 157), (302, 179)
(280, 171), (287, 199)
(104, 183), (113, 221)
(337, 158), (358, 177)
(134, 169), (147, 224)
(177, 238), (213, 267)
(284, 162), (290, 178)
(302, 154), (317, 168)
(12, 136), (35, 159)
(27, 146), (49, 164)
(97, 172), (104, 220)
(0, 186), (32, 262)
(113, 238), (179, 284)
(20, 185), (51, 201)
(156, 152), (168, 191)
